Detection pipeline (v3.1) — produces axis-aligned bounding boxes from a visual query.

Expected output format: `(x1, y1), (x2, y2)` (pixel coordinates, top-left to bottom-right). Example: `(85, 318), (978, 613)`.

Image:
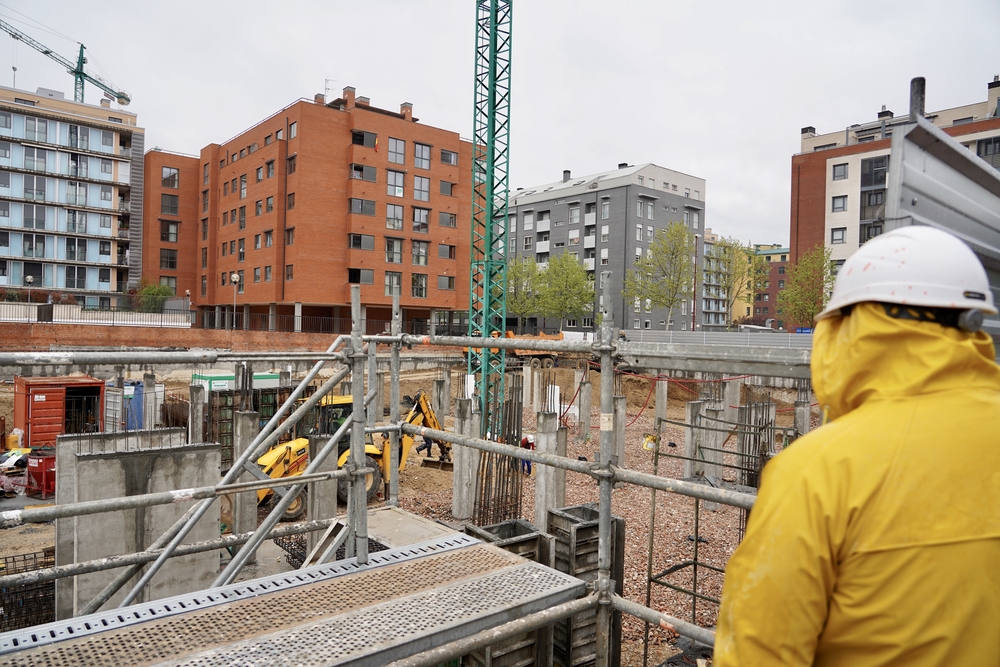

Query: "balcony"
(66, 193), (87, 206)
(535, 240), (550, 253)
(584, 212), (596, 226)
(117, 256), (129, 266)
(536, 219), (551, 233)
(69, 165), (89, 178)
(583, 236), (596, 249)
(118, 200), (131, 212)
(24, 158), (46, 172)
(117, 227), (130, 239)
(584, 258), (595, 270)
(119, 147), (132, 157)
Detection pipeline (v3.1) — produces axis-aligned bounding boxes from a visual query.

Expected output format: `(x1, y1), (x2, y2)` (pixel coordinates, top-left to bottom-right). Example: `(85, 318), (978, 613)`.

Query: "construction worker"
(520, 434), (535, 474)
(711, 226), (1000, 666)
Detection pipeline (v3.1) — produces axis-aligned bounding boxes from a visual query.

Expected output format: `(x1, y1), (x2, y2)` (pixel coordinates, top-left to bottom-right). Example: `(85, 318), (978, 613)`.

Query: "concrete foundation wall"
(55, 428), (220, 618)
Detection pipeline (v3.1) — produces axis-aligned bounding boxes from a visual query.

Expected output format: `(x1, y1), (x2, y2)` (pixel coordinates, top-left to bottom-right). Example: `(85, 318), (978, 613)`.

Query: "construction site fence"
(0, 302), (192, 327)
(199, 310), (467, 336)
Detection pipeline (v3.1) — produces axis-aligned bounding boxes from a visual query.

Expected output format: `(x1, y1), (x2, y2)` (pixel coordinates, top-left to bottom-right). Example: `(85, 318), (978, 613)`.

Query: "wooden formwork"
(547, 504), (624, 667)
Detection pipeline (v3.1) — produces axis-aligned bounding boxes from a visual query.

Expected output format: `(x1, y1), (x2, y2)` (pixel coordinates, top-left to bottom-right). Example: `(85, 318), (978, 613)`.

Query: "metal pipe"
(386, 595), (599, 667)
(398, 423), (756, 510)
(349, 285), (369, 563)
(389, 293), (401, 506)
(910, 76), (926, 122)
(365, 333), (593, 354)
(213, 408), (355, 586)
(0, 351), (219, 367)
(596, 271), (616, 667)
(612, 594), (716, 647)
(0, 519), (335, 588)
(116, 340), (350, 608)
(0, 472), (340, 529)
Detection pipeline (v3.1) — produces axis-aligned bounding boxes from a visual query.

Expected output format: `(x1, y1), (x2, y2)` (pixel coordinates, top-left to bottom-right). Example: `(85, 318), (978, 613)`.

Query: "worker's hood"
(811, 301), (1000, 421)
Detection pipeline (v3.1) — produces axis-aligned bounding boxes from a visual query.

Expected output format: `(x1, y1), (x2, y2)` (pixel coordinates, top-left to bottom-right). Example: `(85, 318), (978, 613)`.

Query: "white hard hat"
(526, 435), (534, 443)
(816, 226), (997, 321)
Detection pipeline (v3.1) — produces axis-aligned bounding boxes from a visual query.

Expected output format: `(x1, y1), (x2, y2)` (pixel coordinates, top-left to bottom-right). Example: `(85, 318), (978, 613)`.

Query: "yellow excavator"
(221, 389), (449, 531)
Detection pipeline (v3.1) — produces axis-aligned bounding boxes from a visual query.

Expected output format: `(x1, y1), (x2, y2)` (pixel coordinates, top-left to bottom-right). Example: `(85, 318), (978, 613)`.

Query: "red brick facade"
(142, 150), (201, 299)
(144, 89), (471, 333)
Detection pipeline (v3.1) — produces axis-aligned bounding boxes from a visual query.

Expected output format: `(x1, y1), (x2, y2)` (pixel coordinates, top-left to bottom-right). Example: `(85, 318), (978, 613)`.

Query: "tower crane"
(468, 0), (512, 434)
(0, 18), (130, 105)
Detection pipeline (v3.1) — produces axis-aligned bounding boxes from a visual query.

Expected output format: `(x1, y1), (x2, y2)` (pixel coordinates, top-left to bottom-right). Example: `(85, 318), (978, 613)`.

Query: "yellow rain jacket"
(714, 303), (1000, 666)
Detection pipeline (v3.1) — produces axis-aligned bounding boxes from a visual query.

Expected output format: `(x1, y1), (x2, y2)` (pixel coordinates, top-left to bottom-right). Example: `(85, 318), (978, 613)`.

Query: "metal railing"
(0, 284), (792, 662)
(0, 302), (192, 327)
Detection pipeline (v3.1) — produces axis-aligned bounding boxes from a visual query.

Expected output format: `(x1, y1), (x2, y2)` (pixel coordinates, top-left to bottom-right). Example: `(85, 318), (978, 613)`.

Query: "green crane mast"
(0, 19), (130, 105)
(468, 0), (512, 434)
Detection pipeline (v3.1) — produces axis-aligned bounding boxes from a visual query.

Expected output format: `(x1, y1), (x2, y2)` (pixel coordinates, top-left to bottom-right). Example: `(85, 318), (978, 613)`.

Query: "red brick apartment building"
(790, 76), (1000, 266)
(144, 87), (471, 334)
(750, 244), (788, 328)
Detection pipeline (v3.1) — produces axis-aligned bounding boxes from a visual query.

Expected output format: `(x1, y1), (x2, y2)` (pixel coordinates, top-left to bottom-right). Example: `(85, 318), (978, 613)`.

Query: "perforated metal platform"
(0, 534), (586, 667)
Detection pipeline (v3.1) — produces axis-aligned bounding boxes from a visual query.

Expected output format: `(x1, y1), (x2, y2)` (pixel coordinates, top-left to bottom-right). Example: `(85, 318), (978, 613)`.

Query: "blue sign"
(795, 327), (813, 334)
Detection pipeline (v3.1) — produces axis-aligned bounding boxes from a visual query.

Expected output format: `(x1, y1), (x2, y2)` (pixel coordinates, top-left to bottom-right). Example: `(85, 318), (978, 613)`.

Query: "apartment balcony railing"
(119, 147), (132, 157)
(117, 228), (130, 238)
(583, 236), (596, 249)
(118, 201), (131, 212)
(584, 258), (596, 270)
(536, 219), (551, 233)
(584, 212), (596, 226)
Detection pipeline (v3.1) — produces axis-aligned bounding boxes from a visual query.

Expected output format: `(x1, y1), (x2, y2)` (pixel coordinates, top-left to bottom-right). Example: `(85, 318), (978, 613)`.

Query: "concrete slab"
(366, 506), (459, 548)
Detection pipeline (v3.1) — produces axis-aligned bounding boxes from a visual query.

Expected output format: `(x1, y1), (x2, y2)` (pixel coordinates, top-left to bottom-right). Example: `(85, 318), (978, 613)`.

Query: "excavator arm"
(403, 390), (451, 462)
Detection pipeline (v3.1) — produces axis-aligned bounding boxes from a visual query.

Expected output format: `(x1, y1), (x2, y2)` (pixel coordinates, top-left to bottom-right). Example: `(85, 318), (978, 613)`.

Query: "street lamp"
(25, 274), (33, 304)
(230, 272), (240, 330)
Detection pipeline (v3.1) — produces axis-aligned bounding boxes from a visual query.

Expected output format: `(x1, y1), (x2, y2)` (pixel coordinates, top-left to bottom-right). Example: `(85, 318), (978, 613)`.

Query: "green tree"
(623, 222), (695, 329)
(134, 283), (174, 313)
(505, 257), (541, 334)
(538, 253), (594, 330)
(711, 237), (771, 327)
(777, 244), (836, 327)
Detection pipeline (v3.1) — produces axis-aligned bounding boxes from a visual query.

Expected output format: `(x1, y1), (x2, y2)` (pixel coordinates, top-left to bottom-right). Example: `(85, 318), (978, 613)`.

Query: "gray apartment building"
(507, 162), (708, 333)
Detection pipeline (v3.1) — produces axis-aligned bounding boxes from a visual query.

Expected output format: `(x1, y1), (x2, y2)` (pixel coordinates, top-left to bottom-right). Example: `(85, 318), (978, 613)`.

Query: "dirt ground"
(0, 364), (814, 666)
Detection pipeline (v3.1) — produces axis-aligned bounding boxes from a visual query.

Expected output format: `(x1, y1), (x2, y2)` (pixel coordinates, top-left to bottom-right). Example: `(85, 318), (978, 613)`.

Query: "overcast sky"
(3, 0), (998, 246)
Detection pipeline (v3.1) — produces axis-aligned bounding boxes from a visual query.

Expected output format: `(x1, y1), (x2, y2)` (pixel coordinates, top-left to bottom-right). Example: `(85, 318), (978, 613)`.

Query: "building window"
(100, 185), (113, 202)
(350, 163), (375, 181)
(386, 238), (403, 263)
(414, 143), (431, 169)
(237, 174), (246, 198)
(647, 226), (653, 241)
(349, 233), (375, 250)
(412, 240), (429, 265)
(253, 267), (261, 283)
(601, 201), (609, 219)
(0, 112), (10, 129)
(412, 273), (427, 298)
(636, 201), (644, 218)
(202, 247), (208, 268)
(832, 163), (848, 180)
(264, 230), (273, 247)
(385, 271), (402, 296)
(352, 130), (377, 147)
(276, 128), (284, 140)
(599, 225), (609, 242)
(348, 268), (375, 284)
(647, 204), (654, 220)
(387, 204), (404, 230)
(0, 141), (8, 159)
(201, 275), (207, 296)
(101, 159), (113, 175)
(255, 166), (263, 183)
(238, 238), (245, 262)
(287, 193), (295, 209)
(831, 227), (847, 244)
(438, 275), (455, 290)
(287, 155), (297, 175)
(99, 240), (111, 256)
(285, 264), (293, 280)
(860, 156), (888, 187)
(222, 242), (227, 256)
(439, 212), (457, 227)
(569, 229), (580, 246)
(264, 265), (272, 281)
(414, 176), (430, 201)
(224, 182), (229, 197)
(441, 149), (458, 165)
(254, 234), (261, 250)
(387, 170), (405, 197)
(778, 266), (785, 275)
(160, 249), (178, 269)
(66, 238), (86, 261)
(285, 228), (294, 245)
(65, 265), (86, 290)
(440, 181), (454, 196)
(567, 206), (579, 225)
(161, 221), (179, 243)
(832, 195), (847, 212)
(636, 224), (643, 241)
(161, 194), (179, 216)
(66, 210), (87, 233)
(255, 200), (262, 216)
(349, 198), (376, 216)
(438, 243), (456, 259)
(162, 167), (179, 188)
(413, 207), (429, 233)
(388, 138), (405, 164)
(600, 248), (609, 265)
(778, 279), (785, 288)
(289, 122), (297, 139)
(523, 236), (533, 250)
(160, 276), (177, 294)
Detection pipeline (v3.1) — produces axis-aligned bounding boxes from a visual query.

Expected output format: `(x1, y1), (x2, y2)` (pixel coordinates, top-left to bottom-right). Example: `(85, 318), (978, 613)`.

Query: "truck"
(466, 330), (567, 368)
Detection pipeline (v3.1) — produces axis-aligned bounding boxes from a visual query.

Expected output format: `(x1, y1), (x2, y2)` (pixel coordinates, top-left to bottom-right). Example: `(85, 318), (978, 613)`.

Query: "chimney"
(400, 102), (413, 121)
(562, 170), (571, 182)
(800, 126), (816, 138)
(314, 93), (325, 105)
(356, 96), (370, 106)
(990, 74), (1000, 89)
(99, 98), (111, 108)
(877, 104), (893, 119)
(618, 162), (629, 169)
(343, 86), (356, 109)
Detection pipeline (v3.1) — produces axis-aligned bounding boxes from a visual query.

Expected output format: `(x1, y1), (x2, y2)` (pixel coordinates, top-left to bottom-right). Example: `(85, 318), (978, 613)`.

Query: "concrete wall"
(55, 428), (220, 618)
